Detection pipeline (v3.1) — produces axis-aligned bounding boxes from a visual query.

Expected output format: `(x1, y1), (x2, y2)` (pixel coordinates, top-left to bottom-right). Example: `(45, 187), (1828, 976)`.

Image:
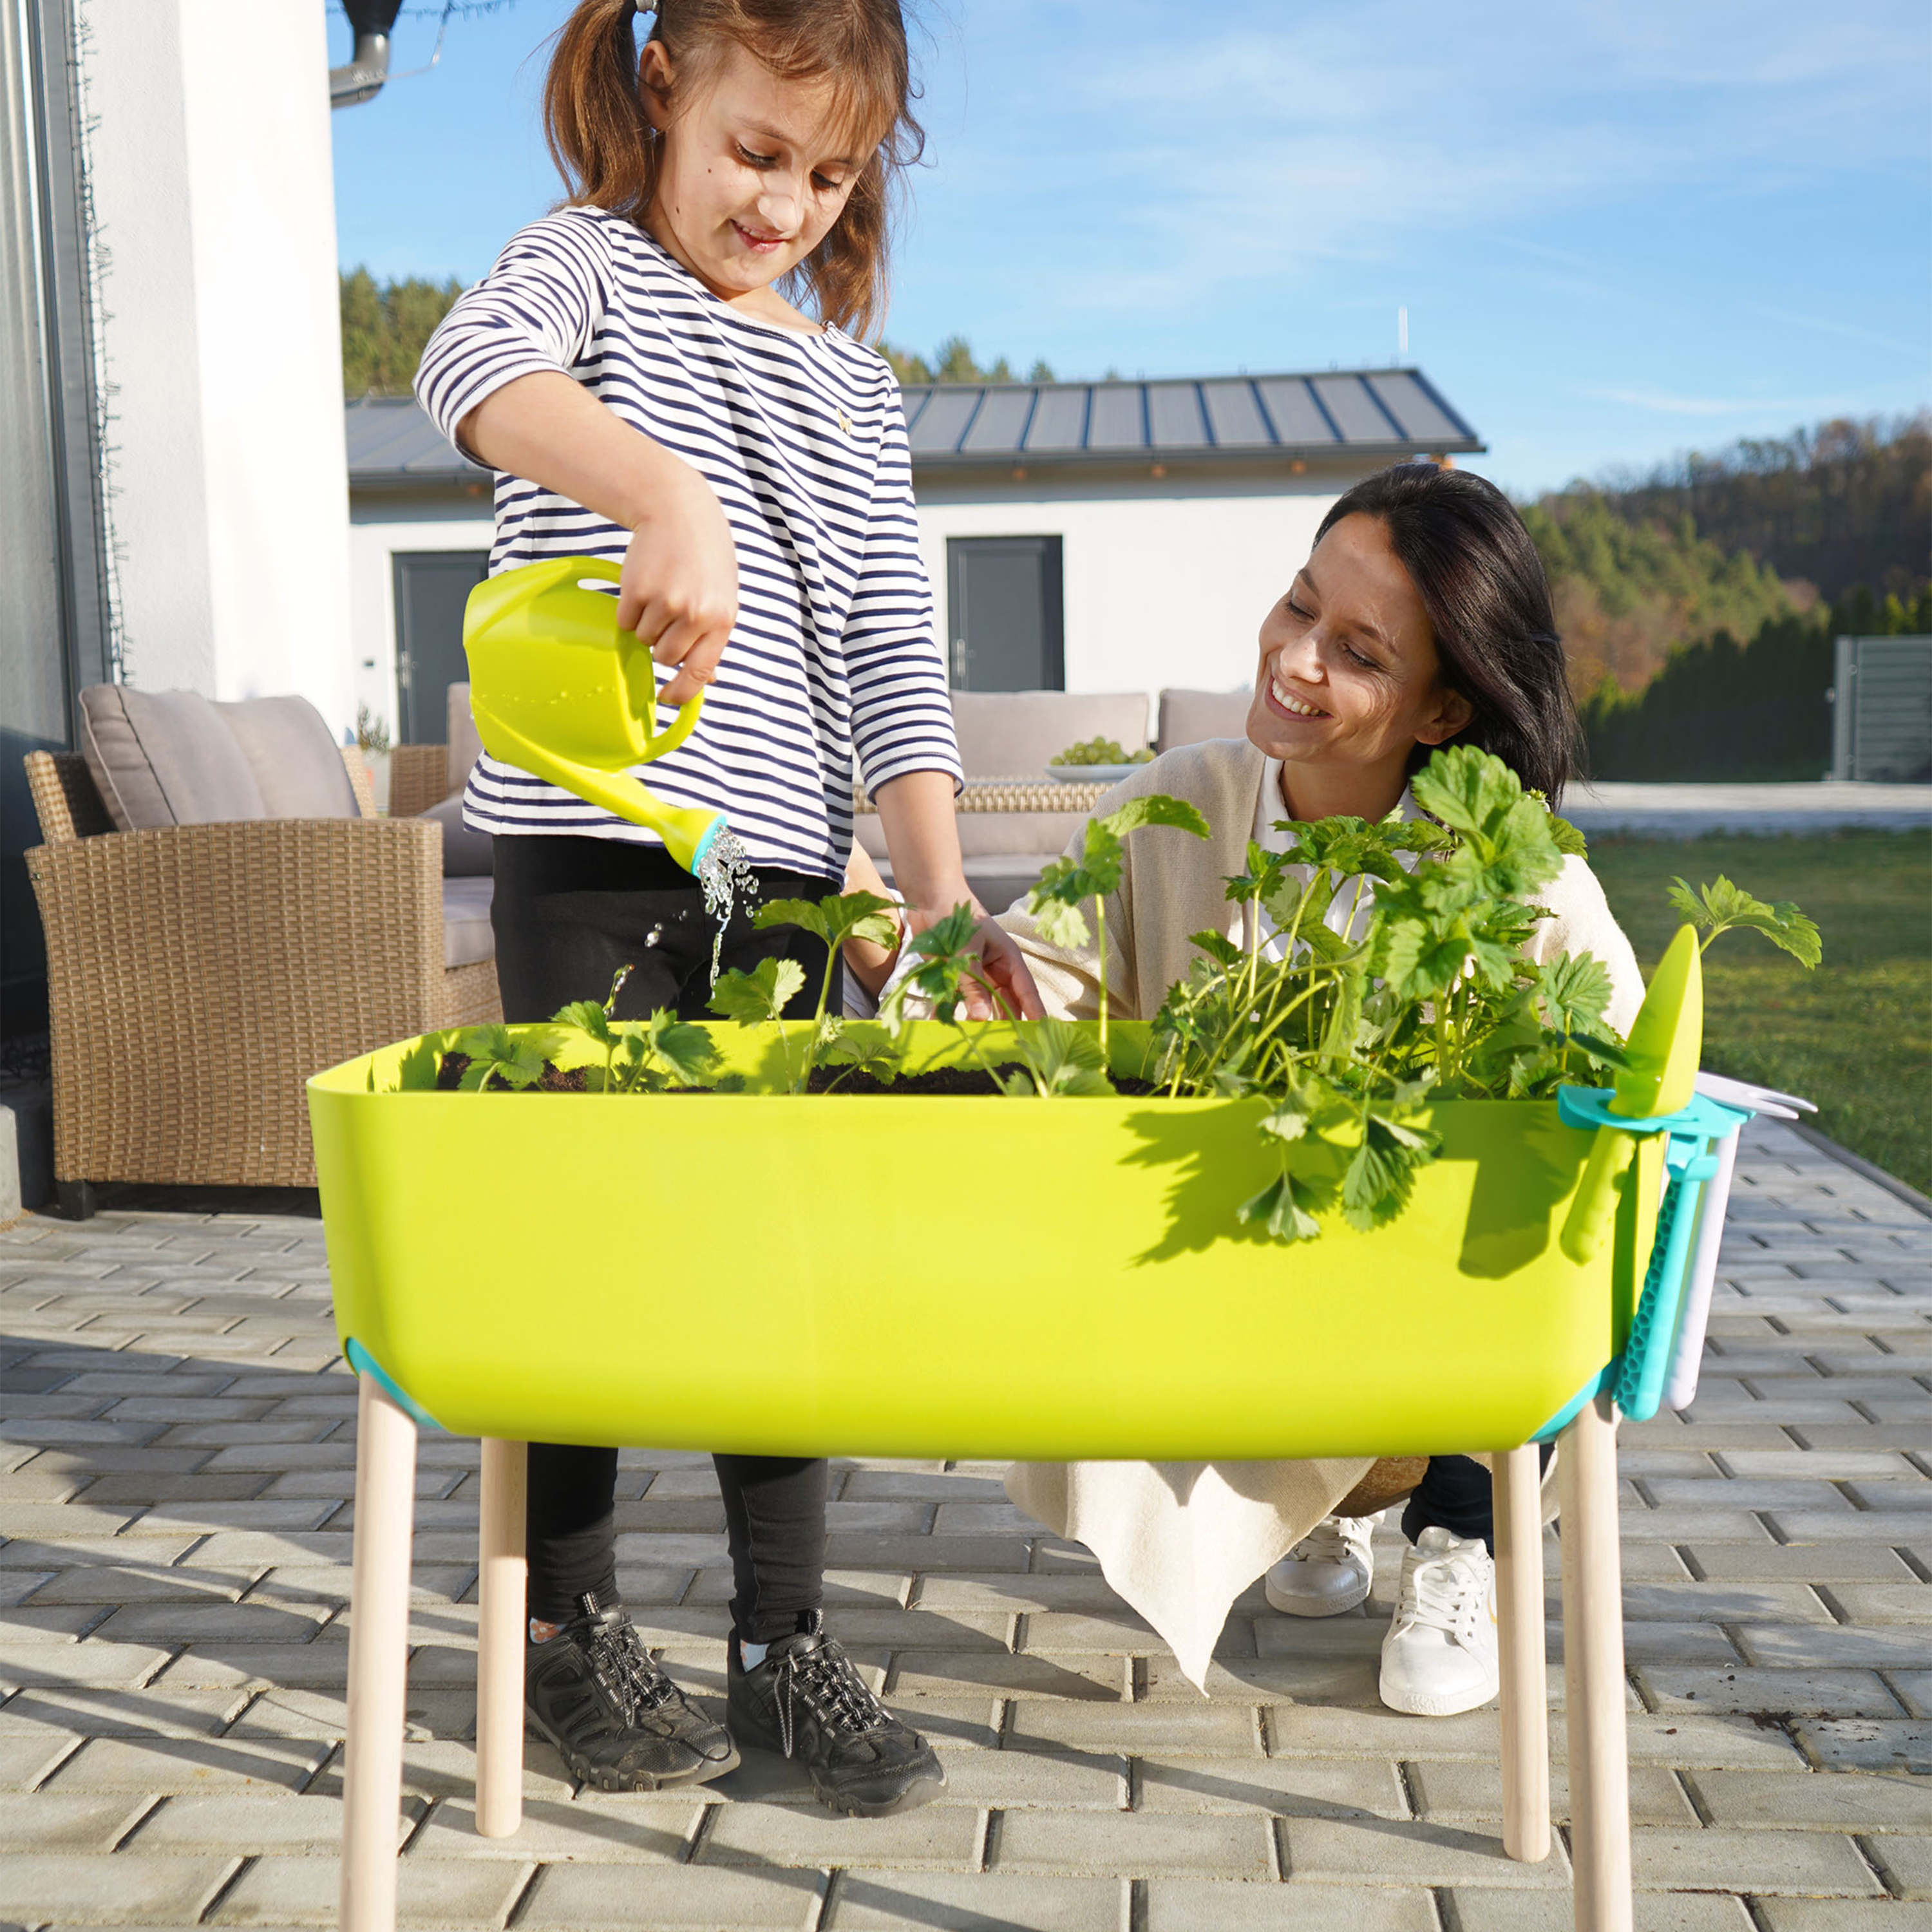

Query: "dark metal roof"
(346, 366), (1481, 490)
(902, 368), (1481, 468)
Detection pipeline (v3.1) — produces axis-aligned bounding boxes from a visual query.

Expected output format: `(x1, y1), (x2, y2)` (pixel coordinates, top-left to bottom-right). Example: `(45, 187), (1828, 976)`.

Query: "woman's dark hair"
(544, 0), (923, 339)
(1314, 463), (1580, 803)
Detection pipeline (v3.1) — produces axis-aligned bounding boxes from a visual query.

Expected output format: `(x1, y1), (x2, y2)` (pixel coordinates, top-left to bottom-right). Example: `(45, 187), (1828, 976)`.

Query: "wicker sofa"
(23, 692), (500, 1213)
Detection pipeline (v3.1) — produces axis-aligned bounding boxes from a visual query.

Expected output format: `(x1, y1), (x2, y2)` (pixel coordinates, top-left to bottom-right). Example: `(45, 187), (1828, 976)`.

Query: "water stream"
(695, 826), (759, 989)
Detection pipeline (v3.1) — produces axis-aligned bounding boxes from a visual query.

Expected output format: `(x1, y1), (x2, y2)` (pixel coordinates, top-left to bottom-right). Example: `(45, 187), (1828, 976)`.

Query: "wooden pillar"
(340, 1373), (417, 1932)
(1495, 1443), (1550, 1862)
(1558, 1394), (1632, 1932)
(475, 1439), (529, 1838)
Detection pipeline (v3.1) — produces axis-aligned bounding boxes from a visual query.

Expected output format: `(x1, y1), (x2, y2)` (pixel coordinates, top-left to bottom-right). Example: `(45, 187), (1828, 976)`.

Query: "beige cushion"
(218, 696), (361, 819)
(1158, 687), (1253, 751)
(421, 793), (493, 876)
(448, 681), (483, 795)
(442, 876), (495, 969)
(950, 691), (1150, 780)
(79, 686), (266, 831)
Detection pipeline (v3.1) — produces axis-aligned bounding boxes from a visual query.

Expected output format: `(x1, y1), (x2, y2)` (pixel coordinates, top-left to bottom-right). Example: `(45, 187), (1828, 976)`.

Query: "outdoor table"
(312, 955), (1770, 1932)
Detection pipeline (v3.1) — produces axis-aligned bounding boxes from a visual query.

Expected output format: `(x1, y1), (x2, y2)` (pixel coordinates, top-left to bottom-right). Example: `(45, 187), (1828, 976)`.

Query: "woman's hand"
(620, 467), (739, 707)
(460, 371), (738, 705)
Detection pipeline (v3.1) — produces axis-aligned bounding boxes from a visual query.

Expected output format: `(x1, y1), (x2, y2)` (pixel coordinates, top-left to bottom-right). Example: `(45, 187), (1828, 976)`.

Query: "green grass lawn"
(1587, 829), (1931, 1195)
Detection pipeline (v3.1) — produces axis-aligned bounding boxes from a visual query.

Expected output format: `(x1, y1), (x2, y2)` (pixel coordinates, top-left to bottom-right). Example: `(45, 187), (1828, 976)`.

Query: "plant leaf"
(707, 957), (807, 1027)
(551, 999), (615, 1045)
(754, 898), (831, 943)
(1189, 929), (1244, 968)
(641, 1010), (720, 1086)
(396, 1037), (441, 1092)
(1669, 876), (1822, 967)
(1014, 1016), (1114, 1098)
(1236, 1171), (1323, 1242)
(1535, 952), (1613, 1035)
(1099, 793), (1211, 842)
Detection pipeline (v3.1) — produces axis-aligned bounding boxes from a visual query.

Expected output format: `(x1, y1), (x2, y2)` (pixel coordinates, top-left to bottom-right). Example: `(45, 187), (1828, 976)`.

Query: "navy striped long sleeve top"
(415, 207), (961, 878)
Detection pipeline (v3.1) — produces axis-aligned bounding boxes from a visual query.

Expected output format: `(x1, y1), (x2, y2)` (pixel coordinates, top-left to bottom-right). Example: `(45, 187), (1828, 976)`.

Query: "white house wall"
(347, 504), (493, 741)
(913, 475), (1345, 708)
(348, 473), (1352, 730)
(85, 0), (352, 728)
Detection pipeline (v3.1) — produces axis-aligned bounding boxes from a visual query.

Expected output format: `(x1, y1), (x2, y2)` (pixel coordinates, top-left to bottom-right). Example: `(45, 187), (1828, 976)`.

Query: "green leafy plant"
(1666, 876), (1823, 965)
(1149, 744), (1818, 1240)
(1027, 794), (1210, 1054)
(400, 748), (1821, 1254)
(1050, 736), (1155, 768)
(354, 704), (392, 755)
(723, 892), (902, 1093)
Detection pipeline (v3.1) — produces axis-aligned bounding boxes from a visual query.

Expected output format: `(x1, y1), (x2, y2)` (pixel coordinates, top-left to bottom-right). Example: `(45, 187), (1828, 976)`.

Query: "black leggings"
(492, 833), (840, 1639)
(1402, 1446), (1554, 1554)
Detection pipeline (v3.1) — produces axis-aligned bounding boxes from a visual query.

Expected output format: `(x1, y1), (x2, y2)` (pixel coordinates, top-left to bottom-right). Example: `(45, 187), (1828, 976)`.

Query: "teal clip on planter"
(1555, 1084), (1752, 1424)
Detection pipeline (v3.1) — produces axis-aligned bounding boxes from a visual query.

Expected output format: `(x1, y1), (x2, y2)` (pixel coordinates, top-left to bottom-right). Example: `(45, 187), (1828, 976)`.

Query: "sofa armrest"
(25, 817), (447, 1187)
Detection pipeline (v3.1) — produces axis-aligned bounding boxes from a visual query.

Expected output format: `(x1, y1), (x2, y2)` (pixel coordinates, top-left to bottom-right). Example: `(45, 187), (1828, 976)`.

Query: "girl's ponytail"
(544, 0), (659, 225)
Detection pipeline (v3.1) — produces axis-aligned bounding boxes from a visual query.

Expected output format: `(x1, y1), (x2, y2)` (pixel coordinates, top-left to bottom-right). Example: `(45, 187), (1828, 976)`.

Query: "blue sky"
(329, 0), (1931, 496)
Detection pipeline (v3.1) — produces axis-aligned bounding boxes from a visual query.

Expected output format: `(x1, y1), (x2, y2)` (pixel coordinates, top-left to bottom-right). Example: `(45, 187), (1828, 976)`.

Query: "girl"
(415, 0), (1038, 1816)
(993, 464), (1643, 1712)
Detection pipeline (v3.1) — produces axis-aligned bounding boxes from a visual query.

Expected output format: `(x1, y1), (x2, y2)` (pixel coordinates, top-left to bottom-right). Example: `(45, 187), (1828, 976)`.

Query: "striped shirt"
(415, 207), (961, 877)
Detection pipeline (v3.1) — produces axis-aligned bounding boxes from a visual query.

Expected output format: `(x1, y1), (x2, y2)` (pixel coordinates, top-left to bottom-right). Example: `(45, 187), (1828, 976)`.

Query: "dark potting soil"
(434, 1052), (587, 1093)
(808, 1066), (1160, 1097)
(432, 1052), (1157, 1099)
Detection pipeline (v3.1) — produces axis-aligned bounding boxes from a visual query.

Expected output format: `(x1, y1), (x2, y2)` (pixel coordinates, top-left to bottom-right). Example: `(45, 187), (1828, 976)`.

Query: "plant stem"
(1095, 895), (1110, 1061)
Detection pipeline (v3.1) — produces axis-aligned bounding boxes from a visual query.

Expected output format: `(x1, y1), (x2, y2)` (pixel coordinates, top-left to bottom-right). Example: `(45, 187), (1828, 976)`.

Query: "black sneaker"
(526, 1593), (739, 1792)
(726, 1611), (945, 1817)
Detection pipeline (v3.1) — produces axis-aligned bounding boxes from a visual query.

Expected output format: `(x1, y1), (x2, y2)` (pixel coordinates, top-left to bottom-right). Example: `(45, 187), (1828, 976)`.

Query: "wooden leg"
(1559, 1394), (1632, 1932)
(1495, 1443), (1550, 1863)
(341, 1373), (417, 1932)
(475, 1439), (528, 1839)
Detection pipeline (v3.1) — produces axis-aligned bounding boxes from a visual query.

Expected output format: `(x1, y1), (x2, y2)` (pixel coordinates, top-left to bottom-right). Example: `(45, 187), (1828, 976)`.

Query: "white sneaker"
(1378, 1526), (1499, 1716)
(1264, 1513), (1379, 1617)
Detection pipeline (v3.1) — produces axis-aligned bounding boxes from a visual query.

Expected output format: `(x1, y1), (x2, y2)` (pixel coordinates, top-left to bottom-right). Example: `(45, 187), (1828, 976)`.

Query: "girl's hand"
(874, 771), (1046, 1020)
(620, 466), (740, 707)
(459, 373), (739, 706)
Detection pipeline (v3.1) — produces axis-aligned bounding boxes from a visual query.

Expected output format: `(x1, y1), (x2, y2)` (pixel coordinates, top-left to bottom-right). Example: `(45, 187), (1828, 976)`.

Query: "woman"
(992, 462), (1643, 1711)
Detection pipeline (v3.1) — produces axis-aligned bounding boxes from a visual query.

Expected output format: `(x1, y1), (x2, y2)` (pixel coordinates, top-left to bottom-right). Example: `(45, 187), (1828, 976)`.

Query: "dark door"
(945, 536), (1064, 690)
(392, 551), (489, 743)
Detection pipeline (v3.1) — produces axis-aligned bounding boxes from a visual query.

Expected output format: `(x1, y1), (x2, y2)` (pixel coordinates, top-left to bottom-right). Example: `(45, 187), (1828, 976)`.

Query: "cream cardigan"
(994, 737), (1645, 1689)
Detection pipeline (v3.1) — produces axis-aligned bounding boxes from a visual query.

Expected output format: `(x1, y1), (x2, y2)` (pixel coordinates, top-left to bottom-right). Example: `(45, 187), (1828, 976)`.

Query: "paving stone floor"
(1, 1118), (1929, 1929)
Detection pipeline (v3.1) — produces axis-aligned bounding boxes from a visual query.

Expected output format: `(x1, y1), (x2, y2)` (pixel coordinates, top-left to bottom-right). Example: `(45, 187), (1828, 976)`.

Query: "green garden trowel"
(462, 556), (727, 875)
(1558, 923), (1705, 1264)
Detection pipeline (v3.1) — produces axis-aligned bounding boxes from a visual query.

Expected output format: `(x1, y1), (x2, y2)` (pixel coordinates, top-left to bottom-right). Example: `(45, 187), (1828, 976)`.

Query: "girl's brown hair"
(544, 0), (922, 339)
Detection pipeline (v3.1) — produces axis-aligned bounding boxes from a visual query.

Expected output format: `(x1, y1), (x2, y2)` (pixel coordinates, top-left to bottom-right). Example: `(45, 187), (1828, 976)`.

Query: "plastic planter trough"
(311, 1005), (1691, 1932)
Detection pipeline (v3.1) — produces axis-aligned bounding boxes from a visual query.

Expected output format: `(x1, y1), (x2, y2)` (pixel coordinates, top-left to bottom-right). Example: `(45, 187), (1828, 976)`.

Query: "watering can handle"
(563, 557), (708, 762)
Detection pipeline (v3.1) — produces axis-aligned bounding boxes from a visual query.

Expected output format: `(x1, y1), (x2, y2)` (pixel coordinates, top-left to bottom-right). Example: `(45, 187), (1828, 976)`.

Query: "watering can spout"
(462, 558), (728, 876)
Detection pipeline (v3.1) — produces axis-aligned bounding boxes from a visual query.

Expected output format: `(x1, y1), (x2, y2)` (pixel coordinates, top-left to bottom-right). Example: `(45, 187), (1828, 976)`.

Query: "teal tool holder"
(1552, 1085), (1753, 1425)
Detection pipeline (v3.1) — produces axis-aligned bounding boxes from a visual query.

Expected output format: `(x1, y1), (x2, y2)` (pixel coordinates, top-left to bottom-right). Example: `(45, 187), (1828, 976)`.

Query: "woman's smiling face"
(1245, 513), (1472, 797)
(641, 41), (867, 305)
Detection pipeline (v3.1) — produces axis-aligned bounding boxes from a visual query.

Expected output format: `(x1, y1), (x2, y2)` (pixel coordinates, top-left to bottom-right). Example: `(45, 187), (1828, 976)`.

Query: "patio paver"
(1, 1116), (1929, 1926)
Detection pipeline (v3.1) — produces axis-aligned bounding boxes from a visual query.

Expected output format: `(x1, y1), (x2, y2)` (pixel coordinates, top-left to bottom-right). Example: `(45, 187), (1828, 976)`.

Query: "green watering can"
(462, 557), (728, 874)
